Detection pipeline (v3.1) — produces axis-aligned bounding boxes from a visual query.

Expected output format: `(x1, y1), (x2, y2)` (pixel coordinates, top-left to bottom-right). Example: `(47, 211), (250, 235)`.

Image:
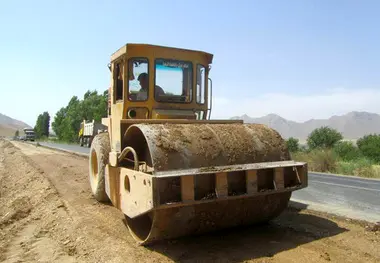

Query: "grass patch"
(292, 149), (380, 179)
(36, 137), (78, 145)
(292, 149), (338, 173)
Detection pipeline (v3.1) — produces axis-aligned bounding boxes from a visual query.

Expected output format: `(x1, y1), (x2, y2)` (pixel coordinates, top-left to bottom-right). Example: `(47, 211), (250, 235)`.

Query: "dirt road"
(1, 139), (379, 263)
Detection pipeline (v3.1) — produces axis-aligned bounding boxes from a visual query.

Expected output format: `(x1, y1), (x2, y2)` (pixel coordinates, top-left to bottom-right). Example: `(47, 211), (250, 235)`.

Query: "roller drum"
(122, 123), (293, 245)
(126, 192), (291, 245)
(123, 123), (291, 172)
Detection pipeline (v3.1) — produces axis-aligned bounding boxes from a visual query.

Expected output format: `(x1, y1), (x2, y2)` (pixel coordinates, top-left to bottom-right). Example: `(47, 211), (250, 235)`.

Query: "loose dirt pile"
(0, 138), (379, 262)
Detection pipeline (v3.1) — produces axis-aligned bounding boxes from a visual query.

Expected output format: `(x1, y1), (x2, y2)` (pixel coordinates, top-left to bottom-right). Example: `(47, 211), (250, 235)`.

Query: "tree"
(307, 126), (343, 149)
(51, 89), (108, 143)
(34, 111), (50, 138)
(62, 96), (82, 142)
(14, 130), (19, 137)
(52, 107), (67, 140)
(80, 90), (107, 122)
(286, 137), (300, 152)
(42, 112), (50, 137)
(333, 141), (361, 161)
(356, 134), (380, 163)
(34, 114), (43, 138)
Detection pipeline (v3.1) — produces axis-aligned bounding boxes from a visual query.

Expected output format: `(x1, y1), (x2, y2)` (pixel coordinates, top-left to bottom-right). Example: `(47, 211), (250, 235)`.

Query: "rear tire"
(79, 136), (84, 147)
(89, 132), (110, 202)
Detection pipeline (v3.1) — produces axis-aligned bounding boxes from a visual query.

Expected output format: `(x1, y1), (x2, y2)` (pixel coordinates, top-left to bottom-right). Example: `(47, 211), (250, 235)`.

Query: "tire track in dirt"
(1, 139), (380, 263)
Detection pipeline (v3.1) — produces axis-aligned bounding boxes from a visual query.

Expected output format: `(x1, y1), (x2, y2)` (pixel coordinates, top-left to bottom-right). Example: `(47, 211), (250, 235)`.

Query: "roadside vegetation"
(51, 90), (108, 142)
(32, 90), (108, 143)
(34, 111), (50, 139)
(287, 127), (380, 178)
(31, 89), (380, 179)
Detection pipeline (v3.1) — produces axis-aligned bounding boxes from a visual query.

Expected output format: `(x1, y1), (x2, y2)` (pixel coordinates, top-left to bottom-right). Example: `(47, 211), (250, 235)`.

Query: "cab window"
(154, 59), (192, 103)
(128, 58), (149, 101)
(196, 64), (206, 104)
(114, 63), (123, 101)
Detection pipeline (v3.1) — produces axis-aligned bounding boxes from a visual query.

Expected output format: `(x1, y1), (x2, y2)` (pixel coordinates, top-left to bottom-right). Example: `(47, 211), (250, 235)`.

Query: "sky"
(0, 0), (380, 127)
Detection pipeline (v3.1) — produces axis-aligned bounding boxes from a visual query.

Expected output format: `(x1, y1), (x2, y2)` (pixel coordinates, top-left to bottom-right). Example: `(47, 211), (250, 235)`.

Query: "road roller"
(89, 43), (308, 245)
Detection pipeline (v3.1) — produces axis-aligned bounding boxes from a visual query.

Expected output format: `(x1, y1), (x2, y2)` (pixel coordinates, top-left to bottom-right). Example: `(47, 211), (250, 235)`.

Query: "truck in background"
(78, 120), (107, 147)
(23, 128), (35, 141)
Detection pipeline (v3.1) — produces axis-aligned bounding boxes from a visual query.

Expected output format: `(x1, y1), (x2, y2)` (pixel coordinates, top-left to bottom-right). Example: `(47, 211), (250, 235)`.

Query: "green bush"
(333, 141), (361, 161)
(336, 158), (372, 174)
(307, 126), (343, 149)
(357, 134), (380, 163)
(292, 146), (380, 178)
(286, 137), (299, 152)
(292, 149), (338, 173)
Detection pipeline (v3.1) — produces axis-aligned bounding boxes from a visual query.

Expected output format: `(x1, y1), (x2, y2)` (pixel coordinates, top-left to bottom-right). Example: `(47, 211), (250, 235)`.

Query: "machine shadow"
(143, 201), (348, 262)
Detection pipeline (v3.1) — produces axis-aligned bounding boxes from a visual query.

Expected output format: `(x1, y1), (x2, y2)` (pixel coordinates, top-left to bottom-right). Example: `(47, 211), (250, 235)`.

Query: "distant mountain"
(0, 113), (31, 136)
(231, 111), (380, 140)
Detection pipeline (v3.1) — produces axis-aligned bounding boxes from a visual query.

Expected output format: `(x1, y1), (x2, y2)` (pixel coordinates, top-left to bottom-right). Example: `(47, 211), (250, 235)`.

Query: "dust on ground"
(0, 138), (379, 263)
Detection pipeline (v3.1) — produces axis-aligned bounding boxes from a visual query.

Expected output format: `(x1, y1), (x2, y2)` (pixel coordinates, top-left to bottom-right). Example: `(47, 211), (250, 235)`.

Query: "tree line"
(286, 126), (380, 163)
(33, 89), (108, 142)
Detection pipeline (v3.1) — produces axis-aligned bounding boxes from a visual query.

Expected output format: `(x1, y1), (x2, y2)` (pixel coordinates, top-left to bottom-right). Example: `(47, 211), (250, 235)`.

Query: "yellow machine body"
(88, 43), (308, 245)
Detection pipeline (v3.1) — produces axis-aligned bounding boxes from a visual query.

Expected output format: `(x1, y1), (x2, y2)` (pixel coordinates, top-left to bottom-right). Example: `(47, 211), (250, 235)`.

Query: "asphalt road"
(292, 173), (380, 223)
(35, 141), (380, 223)
(38, 141), (90, 155)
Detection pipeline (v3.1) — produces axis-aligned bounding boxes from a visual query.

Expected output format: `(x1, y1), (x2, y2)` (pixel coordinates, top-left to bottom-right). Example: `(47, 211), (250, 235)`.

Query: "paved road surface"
(34, 141), (380, 223)
(38, 141), (90, 155)
(292, 173), (380, 223)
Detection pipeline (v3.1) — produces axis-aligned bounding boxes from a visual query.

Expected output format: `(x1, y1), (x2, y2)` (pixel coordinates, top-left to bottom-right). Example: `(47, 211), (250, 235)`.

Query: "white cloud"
(211, 88), (380, 122)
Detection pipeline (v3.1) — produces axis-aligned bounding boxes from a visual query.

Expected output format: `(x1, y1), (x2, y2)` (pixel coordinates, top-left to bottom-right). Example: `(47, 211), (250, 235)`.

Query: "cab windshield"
(154, 59), (193, 103)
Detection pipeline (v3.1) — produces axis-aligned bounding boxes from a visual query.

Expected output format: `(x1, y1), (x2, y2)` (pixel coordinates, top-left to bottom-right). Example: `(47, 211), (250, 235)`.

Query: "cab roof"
(110, 43), (214, 64)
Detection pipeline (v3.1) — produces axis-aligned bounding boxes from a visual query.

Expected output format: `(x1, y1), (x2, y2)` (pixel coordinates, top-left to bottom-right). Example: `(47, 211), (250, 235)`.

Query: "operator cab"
(109, 44), (213, 121)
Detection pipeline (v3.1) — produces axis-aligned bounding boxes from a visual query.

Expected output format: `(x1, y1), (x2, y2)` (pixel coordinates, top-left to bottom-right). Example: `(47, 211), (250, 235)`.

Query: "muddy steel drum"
(121, 123), (298, 244)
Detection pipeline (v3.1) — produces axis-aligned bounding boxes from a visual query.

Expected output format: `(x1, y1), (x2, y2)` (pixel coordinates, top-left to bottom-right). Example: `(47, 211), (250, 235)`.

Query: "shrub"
(286, 137), (299, 152)
(357, 134), (380, 163)
(307, 126), (343, 149)
(292, 149), (338, 173)
(292, 143), (380, 178)
(333, 141), (361, 161)
(336, 158), (371, 174)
